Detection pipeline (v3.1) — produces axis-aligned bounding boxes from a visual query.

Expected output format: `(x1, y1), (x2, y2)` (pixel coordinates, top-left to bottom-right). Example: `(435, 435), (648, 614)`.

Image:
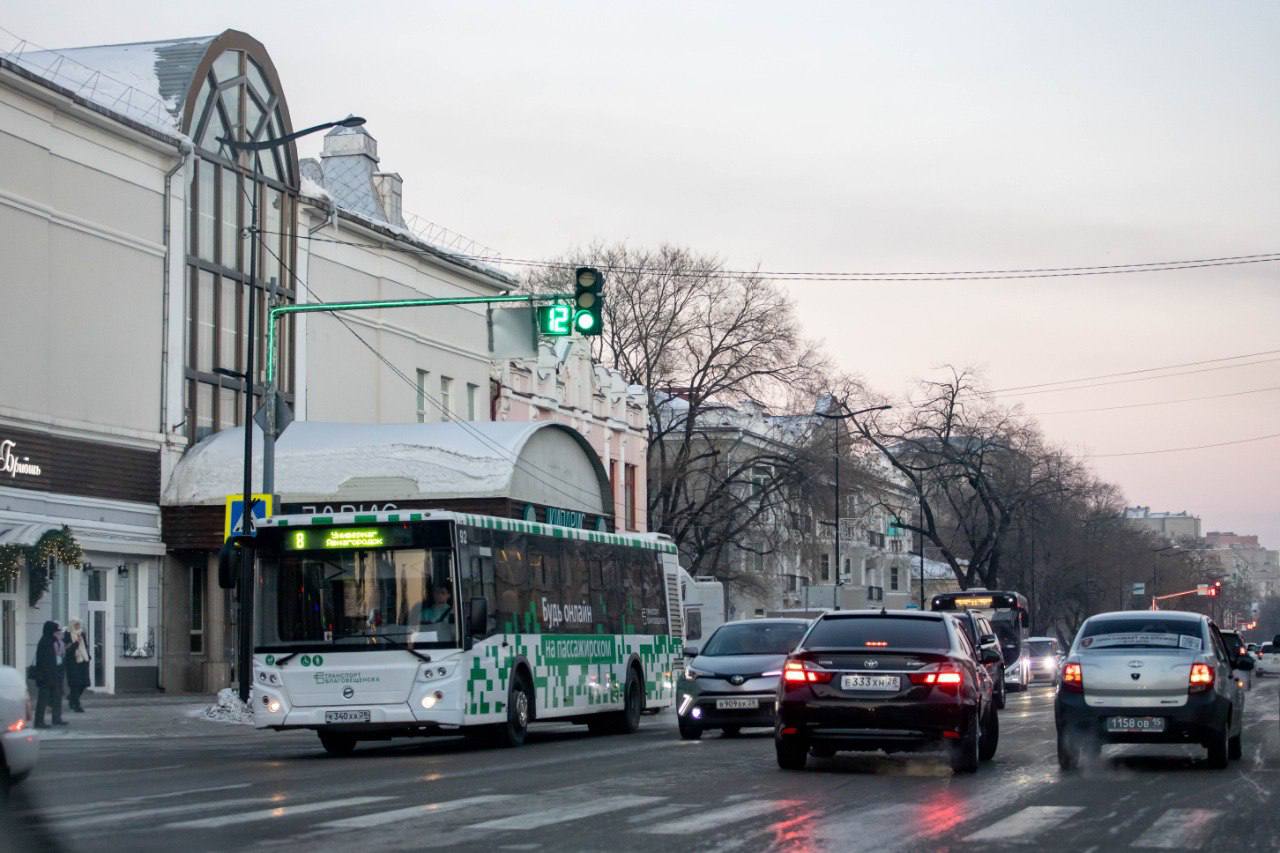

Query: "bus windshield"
(257, 547), (459, 650)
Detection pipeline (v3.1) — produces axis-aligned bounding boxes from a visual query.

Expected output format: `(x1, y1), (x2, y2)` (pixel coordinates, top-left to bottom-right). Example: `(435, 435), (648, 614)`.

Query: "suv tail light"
(782, 659), (833, 685)
(909, 664), (964, 693)
(1061, 662), (1083, 693)
(1188, 662), (1215, 693)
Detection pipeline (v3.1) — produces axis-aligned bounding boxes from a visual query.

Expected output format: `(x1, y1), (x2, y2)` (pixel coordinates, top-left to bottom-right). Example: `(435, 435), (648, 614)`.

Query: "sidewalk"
(31, 690), (249, 742)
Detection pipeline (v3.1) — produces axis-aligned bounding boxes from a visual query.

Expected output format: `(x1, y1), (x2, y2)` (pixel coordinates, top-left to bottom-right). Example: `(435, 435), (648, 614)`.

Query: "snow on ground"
(201, 688), (255, 725)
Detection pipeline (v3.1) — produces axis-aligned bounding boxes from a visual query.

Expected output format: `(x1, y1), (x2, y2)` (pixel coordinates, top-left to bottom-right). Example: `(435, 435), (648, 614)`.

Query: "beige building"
(1124, 506), (1202, 544)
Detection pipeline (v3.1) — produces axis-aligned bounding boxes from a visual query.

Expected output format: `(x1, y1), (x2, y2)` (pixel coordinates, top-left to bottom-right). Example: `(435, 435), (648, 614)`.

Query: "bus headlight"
(260, 695), (282, 713)
(255, 670), (281, 686)
(420, 691), (445, 710)
(419, 665), (451, 682)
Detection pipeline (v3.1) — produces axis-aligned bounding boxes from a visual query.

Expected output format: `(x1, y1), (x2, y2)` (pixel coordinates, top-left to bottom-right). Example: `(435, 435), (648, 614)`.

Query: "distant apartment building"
(1124, 506), (1202, 543)
(1203, 531), (1280, 600)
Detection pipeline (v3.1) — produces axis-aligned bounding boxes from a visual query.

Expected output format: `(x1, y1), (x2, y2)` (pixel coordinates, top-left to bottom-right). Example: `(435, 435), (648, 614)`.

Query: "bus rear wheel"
(590, 667), (644, 735)
(318, 732), (357, 756)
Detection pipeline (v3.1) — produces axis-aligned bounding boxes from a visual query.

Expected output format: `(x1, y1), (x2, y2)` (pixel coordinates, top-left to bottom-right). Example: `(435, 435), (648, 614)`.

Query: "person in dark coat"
(33, 620), (67, 728)
(63, 619), (90, 713)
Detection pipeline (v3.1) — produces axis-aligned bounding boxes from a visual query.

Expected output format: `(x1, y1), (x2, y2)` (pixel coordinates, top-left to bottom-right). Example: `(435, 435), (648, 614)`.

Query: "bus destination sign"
(284, 526), (414, 551)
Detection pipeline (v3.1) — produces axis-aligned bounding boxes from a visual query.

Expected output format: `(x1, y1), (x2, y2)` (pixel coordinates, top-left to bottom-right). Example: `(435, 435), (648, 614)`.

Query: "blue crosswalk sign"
(224, 494), (273, 541)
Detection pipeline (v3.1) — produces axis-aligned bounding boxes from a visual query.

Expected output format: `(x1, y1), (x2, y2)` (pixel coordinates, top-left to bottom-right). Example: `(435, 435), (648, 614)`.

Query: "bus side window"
(685, 607), (702, 642)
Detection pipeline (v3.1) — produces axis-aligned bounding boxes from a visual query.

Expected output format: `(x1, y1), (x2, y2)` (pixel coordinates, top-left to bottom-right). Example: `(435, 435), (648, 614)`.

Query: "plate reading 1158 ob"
(841, 674), (899, 691)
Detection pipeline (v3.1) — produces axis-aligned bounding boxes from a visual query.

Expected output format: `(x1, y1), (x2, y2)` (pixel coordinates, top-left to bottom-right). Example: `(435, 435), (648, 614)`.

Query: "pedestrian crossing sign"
(224, 493), (274, 541)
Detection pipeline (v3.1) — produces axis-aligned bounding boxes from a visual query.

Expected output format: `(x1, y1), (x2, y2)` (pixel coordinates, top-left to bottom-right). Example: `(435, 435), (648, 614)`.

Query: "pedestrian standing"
(33, 620), (67, 728)
(64, 620), (90, 713)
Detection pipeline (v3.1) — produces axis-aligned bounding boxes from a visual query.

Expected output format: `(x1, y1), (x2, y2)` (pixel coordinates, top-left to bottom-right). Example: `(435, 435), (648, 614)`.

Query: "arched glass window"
(183, 43), (297, 445)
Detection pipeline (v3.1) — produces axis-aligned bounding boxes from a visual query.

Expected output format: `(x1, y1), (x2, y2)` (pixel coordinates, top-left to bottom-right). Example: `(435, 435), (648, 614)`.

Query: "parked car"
(951, 610), (1007, 708)
(775, 610), (999, 773)
(0, 665), (38, 789)
(677, 618), (811, 740)
(1055, 611), (1249, 770)
(1027, 636), (1063, 684)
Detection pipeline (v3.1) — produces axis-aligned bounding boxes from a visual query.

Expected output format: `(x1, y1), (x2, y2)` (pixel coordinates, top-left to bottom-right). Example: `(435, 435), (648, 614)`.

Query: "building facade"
(1124, 506), (1202, 543)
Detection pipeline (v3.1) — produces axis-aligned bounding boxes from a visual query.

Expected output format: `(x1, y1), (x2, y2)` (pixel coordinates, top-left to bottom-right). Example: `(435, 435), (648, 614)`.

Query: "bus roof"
(257, 509), (679, 554)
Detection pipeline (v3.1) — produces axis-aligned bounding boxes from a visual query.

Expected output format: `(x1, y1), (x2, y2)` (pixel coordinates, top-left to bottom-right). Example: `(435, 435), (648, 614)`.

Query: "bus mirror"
(468, 597), (489, 637)
(217, 538), (241, 589)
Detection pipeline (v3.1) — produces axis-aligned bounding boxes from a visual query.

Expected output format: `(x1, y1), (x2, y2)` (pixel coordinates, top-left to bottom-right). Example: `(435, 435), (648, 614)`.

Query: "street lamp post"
(815, 401), (892, 610)
(218, 114), (365, 703)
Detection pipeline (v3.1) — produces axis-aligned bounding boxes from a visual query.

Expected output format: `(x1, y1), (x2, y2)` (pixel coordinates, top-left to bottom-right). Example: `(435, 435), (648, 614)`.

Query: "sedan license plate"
(841, 674), (900, 691)
(715, 698), (759, 710)
(1106, 716), (1165, 733)
(324, 709), (371, 724)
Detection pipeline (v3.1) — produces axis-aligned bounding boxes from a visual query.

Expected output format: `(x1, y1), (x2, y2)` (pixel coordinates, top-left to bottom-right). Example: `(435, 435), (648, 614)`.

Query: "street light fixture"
(814, 401), (892, 609)
(217, 114), (365, 704)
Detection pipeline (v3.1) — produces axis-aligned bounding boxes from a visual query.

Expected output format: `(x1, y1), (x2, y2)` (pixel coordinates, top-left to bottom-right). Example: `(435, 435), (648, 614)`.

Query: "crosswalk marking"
(164, 796), (392, 830)
(1131, 808), (1222, 849)
(466, 795), (664, 831)
(64, 797), (268, 829)
(962, 806), (1084, 842)
(320, 795), (516, 829)
(641, 799), (800, 834)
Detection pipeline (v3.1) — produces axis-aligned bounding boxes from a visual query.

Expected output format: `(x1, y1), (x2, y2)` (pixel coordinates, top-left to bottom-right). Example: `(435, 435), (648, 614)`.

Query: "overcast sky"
(6, 1), (1278, 544)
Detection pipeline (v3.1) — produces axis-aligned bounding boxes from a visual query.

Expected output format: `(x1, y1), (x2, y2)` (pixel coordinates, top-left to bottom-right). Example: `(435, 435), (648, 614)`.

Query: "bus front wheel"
(494, 670), (533, 748)
(318, 731), (358, 756)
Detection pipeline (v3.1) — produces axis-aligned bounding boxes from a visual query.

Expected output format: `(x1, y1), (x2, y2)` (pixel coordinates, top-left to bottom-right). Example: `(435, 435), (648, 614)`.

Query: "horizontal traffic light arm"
(264, 293), (573, 383)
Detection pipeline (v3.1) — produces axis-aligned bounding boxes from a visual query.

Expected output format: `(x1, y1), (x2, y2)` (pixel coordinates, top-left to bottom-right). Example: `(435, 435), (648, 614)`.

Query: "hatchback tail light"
(909, 664), (964, 693)
(1188, 662), (1215, 693)
(1060, 662), (1083, 693)
(782, 659), (833, 685)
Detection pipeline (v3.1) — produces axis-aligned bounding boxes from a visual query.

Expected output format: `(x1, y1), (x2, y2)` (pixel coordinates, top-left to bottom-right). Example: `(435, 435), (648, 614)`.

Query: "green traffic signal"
(537, 303), (573, 336)
(573, 266), (604, 337)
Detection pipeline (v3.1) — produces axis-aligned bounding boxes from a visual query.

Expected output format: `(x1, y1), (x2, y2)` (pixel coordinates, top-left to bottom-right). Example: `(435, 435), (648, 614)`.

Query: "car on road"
(1055, 611), (1250, 770)
(1219, 630), (1253, 688)
(0, 665), (38, 789)
(1256, 642), (1280, 677)
(951, 609), (1007, 708)
(775, 610), (1000, 773)
(1028, 636), (1063, 684)
(677, 618), (810, 740)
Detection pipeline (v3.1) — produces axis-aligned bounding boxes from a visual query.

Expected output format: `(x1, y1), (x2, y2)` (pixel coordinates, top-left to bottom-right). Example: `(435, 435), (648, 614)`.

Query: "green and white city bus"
(250, 509), (684, 754)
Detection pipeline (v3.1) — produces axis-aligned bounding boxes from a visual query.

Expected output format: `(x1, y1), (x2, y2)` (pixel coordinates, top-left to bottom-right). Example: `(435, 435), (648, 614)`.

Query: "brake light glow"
(908, 665), (963, 692)
(1061, 662), (1083, 693)
(782, 659), (833, 685)
(1188, 662), (1214, 693)
(6, 718), (25, 733)
(864, 641), (888, 647)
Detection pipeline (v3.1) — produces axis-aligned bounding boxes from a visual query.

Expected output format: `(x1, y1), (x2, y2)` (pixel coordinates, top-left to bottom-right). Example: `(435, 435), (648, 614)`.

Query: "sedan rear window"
(804, 616), (949, 650)
(1078, 618), (1203, 650)
(700, 622), (809, 656)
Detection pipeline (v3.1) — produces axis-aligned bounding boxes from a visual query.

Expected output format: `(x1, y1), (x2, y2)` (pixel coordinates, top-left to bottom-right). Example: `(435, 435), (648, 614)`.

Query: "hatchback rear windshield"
(700, 622), (809, 656)
(1078, 618), (1203, 651)
(803, 616), (949, 650)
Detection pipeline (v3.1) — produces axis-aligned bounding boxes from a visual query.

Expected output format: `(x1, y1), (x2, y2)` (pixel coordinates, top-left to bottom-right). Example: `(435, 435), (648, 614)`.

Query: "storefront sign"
(0, 438), (42, 480)
(546, 507), (586, 528)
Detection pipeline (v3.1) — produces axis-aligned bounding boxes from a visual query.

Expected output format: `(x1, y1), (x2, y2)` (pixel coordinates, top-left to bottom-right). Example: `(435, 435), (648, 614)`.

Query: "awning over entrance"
(162, 421), (613, 519)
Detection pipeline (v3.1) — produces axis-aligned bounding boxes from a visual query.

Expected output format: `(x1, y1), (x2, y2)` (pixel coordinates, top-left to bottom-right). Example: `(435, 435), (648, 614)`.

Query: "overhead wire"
(982, 357), (1280, 398)
(1031, 384), (1280, 416)
(1092, 432), (1280, 458)
(988, 348), (1280, 394)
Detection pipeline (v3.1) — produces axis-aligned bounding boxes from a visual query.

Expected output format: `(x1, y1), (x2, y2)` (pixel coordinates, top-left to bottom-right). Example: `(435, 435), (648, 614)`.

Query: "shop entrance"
(0, 574), (18, 669)
(86, 567), (113, 692)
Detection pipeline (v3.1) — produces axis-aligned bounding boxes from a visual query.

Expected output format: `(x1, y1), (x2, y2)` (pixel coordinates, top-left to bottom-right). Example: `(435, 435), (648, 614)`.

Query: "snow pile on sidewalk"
(202, 688), (255, 725)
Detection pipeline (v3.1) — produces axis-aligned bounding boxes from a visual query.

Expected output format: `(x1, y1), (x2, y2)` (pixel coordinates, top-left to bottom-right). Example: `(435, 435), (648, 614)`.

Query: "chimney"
(318, 125), (389, 222)
(373, 172), (404, 227)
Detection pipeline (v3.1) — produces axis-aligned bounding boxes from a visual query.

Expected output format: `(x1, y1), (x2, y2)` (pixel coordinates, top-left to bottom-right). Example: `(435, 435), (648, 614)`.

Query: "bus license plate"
(715, 698), (758, 710)
(842, 674), (900, 691)
(325, 710), (371, 724)
(1106, 716), (1165, 733)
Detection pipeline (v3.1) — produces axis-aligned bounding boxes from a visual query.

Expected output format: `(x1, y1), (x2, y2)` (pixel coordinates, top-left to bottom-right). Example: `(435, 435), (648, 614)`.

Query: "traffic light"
(218, 533), (252, 589)
(573, 267), (604, 336)
(1207, 580), (1222, 598)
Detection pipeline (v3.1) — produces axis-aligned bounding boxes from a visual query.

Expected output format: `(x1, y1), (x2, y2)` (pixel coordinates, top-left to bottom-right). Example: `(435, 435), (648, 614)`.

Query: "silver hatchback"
(677, 618), (810, 739)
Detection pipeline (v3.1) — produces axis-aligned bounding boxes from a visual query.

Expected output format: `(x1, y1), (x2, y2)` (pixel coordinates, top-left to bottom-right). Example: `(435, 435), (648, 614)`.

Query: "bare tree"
(526, 244), (828, 590)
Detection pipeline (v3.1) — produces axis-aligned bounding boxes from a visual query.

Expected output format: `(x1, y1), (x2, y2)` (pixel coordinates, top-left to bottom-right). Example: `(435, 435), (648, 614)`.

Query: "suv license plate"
(324, 710), (371, 724)
(1106, 716), (1165, 733)
(841, 674), (900, 691)
(715, 698), (759, 710)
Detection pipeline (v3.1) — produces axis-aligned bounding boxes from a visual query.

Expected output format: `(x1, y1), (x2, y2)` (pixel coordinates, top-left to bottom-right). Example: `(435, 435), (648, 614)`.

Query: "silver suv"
(1054, 611), (1251, 770)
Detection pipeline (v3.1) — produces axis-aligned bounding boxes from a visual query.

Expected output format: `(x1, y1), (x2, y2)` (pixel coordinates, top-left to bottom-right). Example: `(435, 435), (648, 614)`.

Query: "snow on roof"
(5, 34), (214, 134)
(162, 420), (596, 507)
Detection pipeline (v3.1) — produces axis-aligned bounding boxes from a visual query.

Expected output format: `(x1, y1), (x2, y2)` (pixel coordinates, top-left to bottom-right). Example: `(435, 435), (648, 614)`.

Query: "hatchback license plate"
(841, 674), (900, 691)
(715, 698), (759, 710)
(1106, 716), (1165, 733)
(324, 709), (371, 724)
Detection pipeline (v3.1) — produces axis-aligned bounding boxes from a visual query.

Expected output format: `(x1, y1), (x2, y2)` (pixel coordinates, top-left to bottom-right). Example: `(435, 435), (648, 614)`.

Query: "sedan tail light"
(1188, 662), (1215, 693)
(909, 664), (964, 693)
(782, 659), (833, 685)
(1060, 662), (1083, 693)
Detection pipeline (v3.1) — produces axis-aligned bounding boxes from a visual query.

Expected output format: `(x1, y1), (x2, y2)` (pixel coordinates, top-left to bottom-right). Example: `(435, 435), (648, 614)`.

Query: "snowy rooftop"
(163, 420), (605, 509)
(2, 33), (214, 135)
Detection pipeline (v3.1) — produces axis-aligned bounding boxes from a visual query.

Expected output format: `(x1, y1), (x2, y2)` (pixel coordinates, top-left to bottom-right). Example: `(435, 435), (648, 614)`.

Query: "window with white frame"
(820, 553), (831, 581)
(440, 376), (454, 418)
(416, 369), (429, 423)
(466, 383), (480, 420)
(890, 564), (900, 591)
(120, 564), (148, 655)
(190, 563), (206, 654)
(49, 559), (68, 626)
